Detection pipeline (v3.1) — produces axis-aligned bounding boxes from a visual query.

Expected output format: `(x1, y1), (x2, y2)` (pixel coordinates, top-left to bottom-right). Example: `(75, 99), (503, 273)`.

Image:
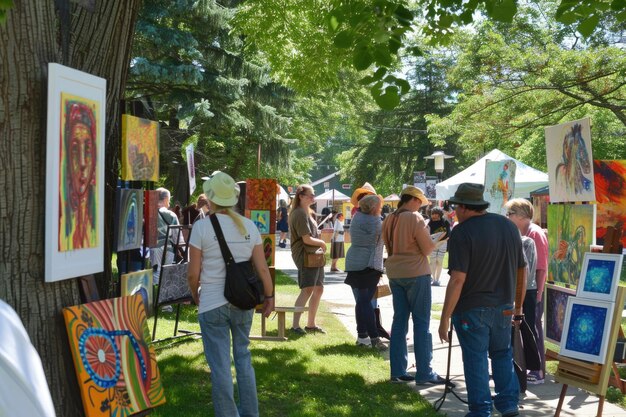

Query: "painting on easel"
(545, 283), (577, 345)
(576, 253), (623, 302)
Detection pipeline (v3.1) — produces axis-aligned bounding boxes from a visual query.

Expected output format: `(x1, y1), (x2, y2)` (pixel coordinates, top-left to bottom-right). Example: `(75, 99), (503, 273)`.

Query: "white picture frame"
(45, 63), (106, 282)
(576, 252), (623, 302)
(560, 297), (615, 364)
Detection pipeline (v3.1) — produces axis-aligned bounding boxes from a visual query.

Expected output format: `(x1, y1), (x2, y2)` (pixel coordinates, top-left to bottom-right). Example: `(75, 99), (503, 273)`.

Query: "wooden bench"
(250, 306), (309, 341)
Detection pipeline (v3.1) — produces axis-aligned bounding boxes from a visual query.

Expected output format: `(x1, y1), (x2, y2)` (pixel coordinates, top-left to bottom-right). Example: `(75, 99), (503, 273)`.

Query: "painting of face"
(69, 121), (96, 197)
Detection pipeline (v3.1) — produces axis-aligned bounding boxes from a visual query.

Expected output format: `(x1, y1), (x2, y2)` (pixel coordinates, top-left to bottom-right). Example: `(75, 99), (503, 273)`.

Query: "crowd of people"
(144, 174), (547, 417)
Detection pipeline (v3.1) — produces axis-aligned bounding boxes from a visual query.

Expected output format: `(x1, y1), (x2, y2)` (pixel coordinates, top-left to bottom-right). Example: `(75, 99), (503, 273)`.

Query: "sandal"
(290, 327), (307, 335)
(304, 326), (326, 334)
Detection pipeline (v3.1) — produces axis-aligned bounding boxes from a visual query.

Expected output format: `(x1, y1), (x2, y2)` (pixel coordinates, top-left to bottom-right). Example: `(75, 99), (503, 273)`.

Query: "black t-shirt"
(448, 213), (526, 313)
(428, 218), (450, 239)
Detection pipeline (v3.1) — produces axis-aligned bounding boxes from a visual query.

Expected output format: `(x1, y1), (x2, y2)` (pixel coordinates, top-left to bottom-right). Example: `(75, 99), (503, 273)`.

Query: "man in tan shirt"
(382, 186), (446, 385)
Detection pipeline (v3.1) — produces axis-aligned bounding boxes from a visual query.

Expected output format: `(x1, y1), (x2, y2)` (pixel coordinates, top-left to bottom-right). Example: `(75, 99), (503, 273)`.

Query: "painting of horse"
(545, 118), (595, 203)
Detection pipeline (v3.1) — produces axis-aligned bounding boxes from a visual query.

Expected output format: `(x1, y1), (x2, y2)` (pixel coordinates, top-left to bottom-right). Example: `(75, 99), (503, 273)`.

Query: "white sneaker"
(356, 337), (371, 347)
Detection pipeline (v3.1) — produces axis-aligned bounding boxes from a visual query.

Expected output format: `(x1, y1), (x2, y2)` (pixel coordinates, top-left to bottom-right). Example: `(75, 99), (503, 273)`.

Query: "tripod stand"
(433, 323), (467, 411)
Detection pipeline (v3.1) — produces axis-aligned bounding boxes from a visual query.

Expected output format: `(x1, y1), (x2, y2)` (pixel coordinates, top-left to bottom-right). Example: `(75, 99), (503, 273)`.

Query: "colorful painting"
(593, 160), (626, 248)
(246, 179), (277, 210)
(116, 188), (144, 252)
(576, 253), (623, 302)
(545, 283), (576, 345)
(186, 143), (196, 195)
(262, 234), (275, 267)
(545, 118), (595, 203)
(560, 297), (614, 364)
(484, 159), (516, 214)
(63, 295), (166, 416)
(122, 269), (154, 317)
(144, 190), (159, 248)
(121, 114), (159, 181)
(547, 204), (595, 285)
(46, 64), (105, 282)
(251, 210), (271, 234)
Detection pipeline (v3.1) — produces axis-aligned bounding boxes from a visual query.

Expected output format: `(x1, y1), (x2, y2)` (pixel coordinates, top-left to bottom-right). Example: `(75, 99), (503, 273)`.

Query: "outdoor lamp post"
(424, 150), (454, 182)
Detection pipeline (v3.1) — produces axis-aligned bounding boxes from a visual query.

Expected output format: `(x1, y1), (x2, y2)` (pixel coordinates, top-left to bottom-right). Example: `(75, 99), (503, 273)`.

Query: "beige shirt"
(382, 209), (433, 279)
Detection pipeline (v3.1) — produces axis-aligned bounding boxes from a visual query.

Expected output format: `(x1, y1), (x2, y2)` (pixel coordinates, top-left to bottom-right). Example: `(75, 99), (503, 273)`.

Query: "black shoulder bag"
(209, 214), (264, 310)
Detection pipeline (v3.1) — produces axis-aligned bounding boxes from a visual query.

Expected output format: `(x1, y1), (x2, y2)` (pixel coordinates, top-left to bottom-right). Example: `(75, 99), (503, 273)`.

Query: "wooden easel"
(554, 226), (624, 417)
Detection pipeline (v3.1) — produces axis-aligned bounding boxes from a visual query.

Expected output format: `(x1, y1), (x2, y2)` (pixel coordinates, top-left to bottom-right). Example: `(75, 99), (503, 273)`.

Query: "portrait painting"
(262, 234), (275, 267)
(560, 297), (614, 364)
(576, 253), (623, 302)
(144, 190), (159, 248)
(484, 159), (516, 215)
(121, 114), (159, 182)
(121, 269), (153, 317)
(594, 160), (626, 249)
(46, 64), (105, 282)
(425, 179), (437, 200)
(63, 295), (166, 417)
(186, 143), (196, 195)
(246, 178), (277, 210)
(545, 118), (595, 203)
(251, 210), (271, 234)
(116, 188), (144, 252)
(547, 204), (595, 286)
(545, 283), (576, 345)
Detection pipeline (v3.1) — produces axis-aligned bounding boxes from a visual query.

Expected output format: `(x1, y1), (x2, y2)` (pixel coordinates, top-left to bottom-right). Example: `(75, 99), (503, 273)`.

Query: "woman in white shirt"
(331, 213), (345, 272)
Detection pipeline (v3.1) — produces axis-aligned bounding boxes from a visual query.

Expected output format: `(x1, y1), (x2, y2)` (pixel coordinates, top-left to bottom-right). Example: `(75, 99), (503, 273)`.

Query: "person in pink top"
(504, 198), (548, 384)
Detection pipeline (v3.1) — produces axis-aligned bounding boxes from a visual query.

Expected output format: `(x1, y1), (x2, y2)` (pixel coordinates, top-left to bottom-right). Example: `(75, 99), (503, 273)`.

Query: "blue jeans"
(354, 286), (379, 338)
(389, 275), (436, 381)
(452, 305), (519, 417)
(199, 304), (258, 417)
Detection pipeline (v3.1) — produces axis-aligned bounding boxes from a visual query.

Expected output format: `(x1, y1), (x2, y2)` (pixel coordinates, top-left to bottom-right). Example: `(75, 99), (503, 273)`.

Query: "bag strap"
(209, 214), (234, 267)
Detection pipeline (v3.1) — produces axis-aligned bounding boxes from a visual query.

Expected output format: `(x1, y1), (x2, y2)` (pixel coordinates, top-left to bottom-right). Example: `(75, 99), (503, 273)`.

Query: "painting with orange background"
(594, 160), (626, 249)
(121, 114), (159, 181)
(59, 93), (100, 251)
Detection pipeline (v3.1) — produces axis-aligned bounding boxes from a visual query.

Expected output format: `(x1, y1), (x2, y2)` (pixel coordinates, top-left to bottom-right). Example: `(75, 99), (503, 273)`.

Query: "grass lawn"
(148, 270), (444, 417)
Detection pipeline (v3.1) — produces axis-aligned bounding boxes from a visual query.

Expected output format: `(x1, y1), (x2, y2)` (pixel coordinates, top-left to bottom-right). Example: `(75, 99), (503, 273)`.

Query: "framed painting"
(484, 159), (516, 215)
(144, 190), (159, 248)
(45, 63), (105, 282)
(121, 269), (154, 317)
(63, 295), (166, 416)
(560, 297), (614, 364)
(576, 253), (623, 302)
(186, 143), (196, 195)
(246, 178), (277, 210)
(425, 178), (437, 199)
(593, 160), (626, 249)
(115, 188), (144, 252)
(545, 118), (595, 203)
(120, 114), (159, 181)
(545, 283), (577, 345)
(547, 203), (595, 286)
(251, 210), (271, 234)
(156, 263), (192, 306)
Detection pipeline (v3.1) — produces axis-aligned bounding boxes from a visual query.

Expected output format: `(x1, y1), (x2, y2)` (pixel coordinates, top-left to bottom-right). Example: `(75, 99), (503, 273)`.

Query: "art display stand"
(151, 224), (200, 343)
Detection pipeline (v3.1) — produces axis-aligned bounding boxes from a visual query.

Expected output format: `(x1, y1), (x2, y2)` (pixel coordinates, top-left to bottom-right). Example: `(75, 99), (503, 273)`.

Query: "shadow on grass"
(315, 342), (386, 358)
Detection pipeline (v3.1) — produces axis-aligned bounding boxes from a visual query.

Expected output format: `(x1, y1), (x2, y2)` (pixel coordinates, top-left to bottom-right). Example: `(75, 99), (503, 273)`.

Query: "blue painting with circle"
(564, 303), (608, 356)
(583, 259), (615, 295)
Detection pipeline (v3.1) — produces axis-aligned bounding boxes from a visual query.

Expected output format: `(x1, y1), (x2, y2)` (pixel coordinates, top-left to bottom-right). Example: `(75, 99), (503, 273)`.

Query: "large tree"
(0, 1), (140, 414)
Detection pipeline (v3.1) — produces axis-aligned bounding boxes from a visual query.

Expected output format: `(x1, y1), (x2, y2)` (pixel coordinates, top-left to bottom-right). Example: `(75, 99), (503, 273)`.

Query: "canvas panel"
(484, 159), (516, 215)
(246, 178), (277, 210)
(120, 114), (159, 181)
(121, 269), (154, 317)
(115, 188), (144, 252)
(251, 210), (271, 234)
(144, 190), (159, 248)
(593, 160), (626, 249)
(157, 263), (192, 305)
(576, 253), (623, 302)
(63, 295), (166, 417)
(545, 283), (576, 345)
(262, 234), (275, 267)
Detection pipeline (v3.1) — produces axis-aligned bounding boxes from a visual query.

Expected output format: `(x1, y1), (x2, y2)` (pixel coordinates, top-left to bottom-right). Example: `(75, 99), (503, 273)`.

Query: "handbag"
(304, 245), (325, 268)
(210, 214), (264, 310)
(376, 274), (392, 298)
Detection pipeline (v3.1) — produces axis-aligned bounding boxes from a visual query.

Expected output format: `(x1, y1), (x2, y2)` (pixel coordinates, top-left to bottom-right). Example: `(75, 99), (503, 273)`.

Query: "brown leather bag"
(304, 245), (325, 268)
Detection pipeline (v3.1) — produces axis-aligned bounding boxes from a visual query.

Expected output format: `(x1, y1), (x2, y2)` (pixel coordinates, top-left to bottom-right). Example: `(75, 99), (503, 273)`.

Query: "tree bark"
(0, 1), (140, 415)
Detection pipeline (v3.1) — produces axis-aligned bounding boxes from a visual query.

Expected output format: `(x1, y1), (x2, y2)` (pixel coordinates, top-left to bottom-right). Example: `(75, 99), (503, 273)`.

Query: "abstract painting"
(144, 190), (159, 248)
(593, 160), (626, 249)
(560, 297), (614, 364)
(116, 188), (144, 252)
(46, 63), (105, 282)
(246, 179), (277, 210)
(484, 159), (516, 214)
(186, 143), (196, 195)
(156, 263), (192, 306)
(262, 234), (275, 267)
(545, 118), (595, 203)
(576, 253), (623, 302)
(121, 114), (159, 181)
(251, 210), (271, 234)
(63, 295), (166, 417)
(545, 283), (576, 345)
(547, 204), (595, 285)
(121, 269), (154, 317)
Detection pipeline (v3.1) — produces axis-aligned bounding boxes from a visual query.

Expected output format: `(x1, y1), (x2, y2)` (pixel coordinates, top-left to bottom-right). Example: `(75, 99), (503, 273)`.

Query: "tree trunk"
(0, 1), (140, 415)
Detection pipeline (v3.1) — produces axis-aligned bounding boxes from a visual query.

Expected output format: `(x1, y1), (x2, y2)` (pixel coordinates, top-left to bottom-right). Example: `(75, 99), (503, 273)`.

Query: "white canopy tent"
(435, 149), (548, 201)
(314, 189), (350, 213)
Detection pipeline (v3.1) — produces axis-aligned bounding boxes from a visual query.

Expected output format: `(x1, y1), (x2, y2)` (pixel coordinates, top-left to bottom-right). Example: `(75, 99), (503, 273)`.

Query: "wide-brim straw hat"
(447, 183), (489, 206)
(350, 182), (377, 206)
(203, 171), (240, 207)
(400, 186), (430, 206)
